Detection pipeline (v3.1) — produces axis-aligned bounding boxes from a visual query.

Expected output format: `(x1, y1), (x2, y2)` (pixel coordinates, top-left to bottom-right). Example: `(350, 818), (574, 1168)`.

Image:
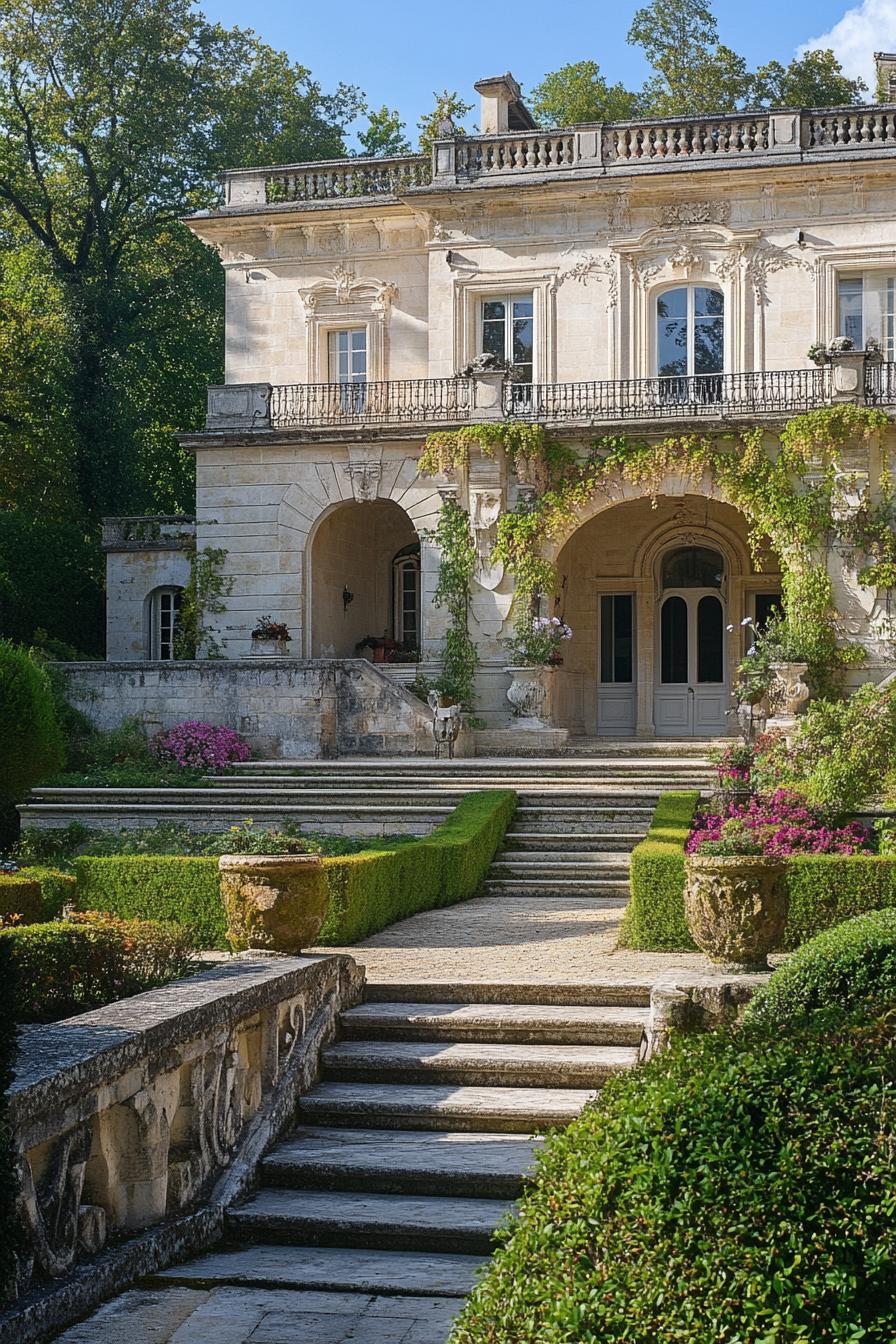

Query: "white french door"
(654, 589), (728, 737)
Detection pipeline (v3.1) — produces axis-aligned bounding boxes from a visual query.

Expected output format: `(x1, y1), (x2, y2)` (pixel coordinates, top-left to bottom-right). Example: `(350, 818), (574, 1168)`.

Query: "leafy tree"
(530, 61), (641, 127)
(358, 106), (411, 157)
(0, 0), (363, 523)
(417, 90), (474, 153)
(628, 0), (751, 114)
(751, 49), (867, 108)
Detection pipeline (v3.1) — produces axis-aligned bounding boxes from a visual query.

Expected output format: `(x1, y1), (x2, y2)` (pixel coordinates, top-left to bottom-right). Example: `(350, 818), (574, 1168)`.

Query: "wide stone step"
(482, 878), (631, 897)
(514, 806), (655, 830)
(261, 1126), (541, 1198)
(361, 980), (651, 1008)
(18, 800), (450, 835)
(322, 1040), (637, 1088)
(298, 1082), (595, 1132)
(503, 831), (647, 851)
(492, 854), (630, 870)
(153, 1244), (484, 1297)
(340, 1002), (646, 1046)
(227, 1188), (512, 1255)
(209, 775), (707, 791)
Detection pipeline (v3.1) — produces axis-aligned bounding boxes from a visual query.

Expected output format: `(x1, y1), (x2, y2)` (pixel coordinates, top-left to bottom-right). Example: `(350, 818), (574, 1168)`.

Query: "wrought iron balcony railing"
(504, 368), (831, 421)
(270, 378), (474, 427)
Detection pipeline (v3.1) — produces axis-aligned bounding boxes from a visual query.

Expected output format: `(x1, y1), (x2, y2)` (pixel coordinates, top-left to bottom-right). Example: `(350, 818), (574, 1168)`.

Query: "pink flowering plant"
(687, 789), (870, 859)
(150, 721), (250, 772)
(710, 740), (755, 787)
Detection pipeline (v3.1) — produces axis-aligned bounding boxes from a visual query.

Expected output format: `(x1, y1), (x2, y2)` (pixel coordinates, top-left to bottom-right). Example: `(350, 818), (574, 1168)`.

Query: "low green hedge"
(0, 914), (195, 1023)
(784, 854), (896, 948)
(0, 866), (75, 923)
(618, 791), (700, 951)
(74, 790), (516, 949)
(451, 1010), (896, 1343)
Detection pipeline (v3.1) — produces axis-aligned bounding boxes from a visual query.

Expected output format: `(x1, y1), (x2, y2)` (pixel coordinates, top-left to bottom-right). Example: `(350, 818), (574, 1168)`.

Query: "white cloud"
(799, 0), (896, 91)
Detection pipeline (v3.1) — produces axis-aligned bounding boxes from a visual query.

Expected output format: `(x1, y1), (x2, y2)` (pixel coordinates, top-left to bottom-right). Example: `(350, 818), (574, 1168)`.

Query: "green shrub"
(15, 822), (90, 864)
(0, 939), (18, 1303)
(452, 1012), (896, 1343)
(0, 874), (44, 924)
(618, 791), (700, 951)
(75, 855), (225, 947)
(0, 512), (104, 655)
(784, 854), (896, 947)
(0, 640), (64, 811)
(746, 908), (896, 1028)
(73, 791), (516, 949)
(1, 913), (196, 1023)
(16, 866), (77, 919)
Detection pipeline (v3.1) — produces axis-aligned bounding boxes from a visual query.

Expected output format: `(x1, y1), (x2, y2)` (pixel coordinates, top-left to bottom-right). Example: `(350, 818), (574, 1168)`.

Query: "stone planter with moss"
(218, 854), (328, 954)
(684, 854), (788, 972)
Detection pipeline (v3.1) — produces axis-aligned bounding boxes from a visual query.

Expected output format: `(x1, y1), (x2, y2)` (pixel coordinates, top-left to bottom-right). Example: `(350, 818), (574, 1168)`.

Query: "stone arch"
(275, 453), (444, 656)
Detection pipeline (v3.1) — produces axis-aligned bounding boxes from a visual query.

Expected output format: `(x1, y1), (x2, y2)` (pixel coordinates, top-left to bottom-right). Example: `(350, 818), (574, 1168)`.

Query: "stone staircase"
(21, 748), (712, 836)
(150, 979), (650, 1337)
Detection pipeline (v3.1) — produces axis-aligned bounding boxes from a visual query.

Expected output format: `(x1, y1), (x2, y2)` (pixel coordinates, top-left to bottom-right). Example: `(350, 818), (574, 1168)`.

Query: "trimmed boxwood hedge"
(451, 1009), (896, 1343)
(0, 866), (77, 922)
(75, 790), (516, 949)
(620, 793), (896, 952)
(618, 791), (700, 951)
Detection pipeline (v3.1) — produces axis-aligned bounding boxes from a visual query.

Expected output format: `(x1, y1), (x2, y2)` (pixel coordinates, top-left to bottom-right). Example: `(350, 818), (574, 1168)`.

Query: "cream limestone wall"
(106, 549), (192, 661)
(310, 498), (417, 656)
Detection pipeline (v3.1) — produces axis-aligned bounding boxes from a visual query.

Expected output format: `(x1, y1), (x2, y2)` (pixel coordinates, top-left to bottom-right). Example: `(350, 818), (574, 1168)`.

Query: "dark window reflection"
(662, 547), (724, 590)
(697, 595), (724, 683)
(661, 596), (688, 684)
(601, 594), (634, 683)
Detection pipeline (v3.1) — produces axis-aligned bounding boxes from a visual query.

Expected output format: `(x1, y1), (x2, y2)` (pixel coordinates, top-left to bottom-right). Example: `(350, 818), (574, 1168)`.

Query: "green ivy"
(175, 545), (231, 660)
(430, 499), (479, 710)
(421, 408), (891, 696)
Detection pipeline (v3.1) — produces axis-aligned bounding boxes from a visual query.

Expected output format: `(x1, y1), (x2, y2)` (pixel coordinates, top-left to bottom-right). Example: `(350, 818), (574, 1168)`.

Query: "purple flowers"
(687, 789), (869, 858)
(150, 721), (250, 771)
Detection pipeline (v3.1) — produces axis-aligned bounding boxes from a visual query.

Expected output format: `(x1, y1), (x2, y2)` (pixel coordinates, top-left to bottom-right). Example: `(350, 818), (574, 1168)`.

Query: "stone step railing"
(220, 106), (896, 206)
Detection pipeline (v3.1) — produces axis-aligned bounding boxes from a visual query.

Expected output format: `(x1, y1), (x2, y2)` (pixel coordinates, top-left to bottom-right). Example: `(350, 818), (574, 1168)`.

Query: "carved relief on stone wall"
(557, 252), (618, 308)
(299, 268), (399, 316)
(660, 201), (731, 227)
(470, 487), (505, 589)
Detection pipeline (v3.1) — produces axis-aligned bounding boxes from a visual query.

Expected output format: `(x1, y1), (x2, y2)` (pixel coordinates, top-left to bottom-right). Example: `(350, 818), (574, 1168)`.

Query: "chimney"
(875, 51), (896, 102)
(474, 73), (536, 135)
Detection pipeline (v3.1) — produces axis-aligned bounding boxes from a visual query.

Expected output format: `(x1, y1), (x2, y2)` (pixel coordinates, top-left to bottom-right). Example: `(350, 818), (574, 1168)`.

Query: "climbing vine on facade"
(430, 499), (479, 710)
(420, 405), (891, 695)
(175, 546), (231, 660)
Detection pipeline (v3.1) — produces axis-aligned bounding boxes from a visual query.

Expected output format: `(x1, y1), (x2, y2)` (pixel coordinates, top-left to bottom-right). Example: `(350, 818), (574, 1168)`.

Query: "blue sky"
(203, 0), (896, 147)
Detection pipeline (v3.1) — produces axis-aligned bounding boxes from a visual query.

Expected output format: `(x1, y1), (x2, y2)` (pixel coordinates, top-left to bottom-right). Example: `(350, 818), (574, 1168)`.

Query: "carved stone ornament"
(470, 487), (505, 590)
(345, 460), (382, 502)
(667, 242), (704, 274)
(684, 854), (789, 972)
(660, 201), (731, 227)
(557, 252), (618, 307)
(299, 268), (399, 315)
(219, 854), (329, 954)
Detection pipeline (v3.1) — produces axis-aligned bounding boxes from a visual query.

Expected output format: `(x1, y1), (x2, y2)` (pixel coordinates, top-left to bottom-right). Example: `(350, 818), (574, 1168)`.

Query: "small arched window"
(146, 586), (183, 660)
(392, 543), (421, 652)
(662, 547), (724, 590)
(657, 286), (724, 378)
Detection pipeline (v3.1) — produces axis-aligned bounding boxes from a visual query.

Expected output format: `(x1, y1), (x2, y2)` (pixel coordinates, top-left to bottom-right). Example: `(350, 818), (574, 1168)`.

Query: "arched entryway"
(308, 499), (419, 658)
(551, 495), (781, 739)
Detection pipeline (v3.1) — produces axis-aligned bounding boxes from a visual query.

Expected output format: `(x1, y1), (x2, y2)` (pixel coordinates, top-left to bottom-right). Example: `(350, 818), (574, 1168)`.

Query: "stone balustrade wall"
(1, 953), (363, 1344)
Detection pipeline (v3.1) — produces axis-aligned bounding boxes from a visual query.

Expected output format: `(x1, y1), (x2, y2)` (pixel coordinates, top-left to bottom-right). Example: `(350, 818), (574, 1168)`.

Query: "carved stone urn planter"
(219, 854), (328, 954)
(766, 662), (810, 736)
(504, 665), (553, 729)
(684, 854), (788, 972)
(250, 636), (290, 657)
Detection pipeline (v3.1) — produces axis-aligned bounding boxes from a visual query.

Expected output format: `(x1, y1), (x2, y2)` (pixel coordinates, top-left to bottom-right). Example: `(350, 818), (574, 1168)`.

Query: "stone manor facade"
(95, 65), (896, 749)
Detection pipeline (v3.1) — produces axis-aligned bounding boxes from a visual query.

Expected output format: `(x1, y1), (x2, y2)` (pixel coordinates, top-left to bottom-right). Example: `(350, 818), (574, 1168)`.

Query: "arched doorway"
(308, 499), (419, 657)
(654, 546), (727, 736)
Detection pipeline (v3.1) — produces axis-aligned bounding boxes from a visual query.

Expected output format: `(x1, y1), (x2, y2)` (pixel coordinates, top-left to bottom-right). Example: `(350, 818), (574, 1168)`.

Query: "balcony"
(199, 364), (896, 437)
(101, 515), (196, 551)
(220, 106), (896, 208)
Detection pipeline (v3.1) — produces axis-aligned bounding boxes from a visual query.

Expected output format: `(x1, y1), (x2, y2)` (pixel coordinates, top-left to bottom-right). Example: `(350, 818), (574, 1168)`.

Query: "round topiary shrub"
(744, 906), (896, 1029)
(452, 1014), (896, 1343)
(0, 640), (64, 810)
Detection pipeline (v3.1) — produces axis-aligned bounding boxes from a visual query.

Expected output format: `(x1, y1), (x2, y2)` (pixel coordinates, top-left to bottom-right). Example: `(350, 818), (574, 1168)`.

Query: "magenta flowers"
(150, 721), (250, 771)
(687, 789), (869, 858)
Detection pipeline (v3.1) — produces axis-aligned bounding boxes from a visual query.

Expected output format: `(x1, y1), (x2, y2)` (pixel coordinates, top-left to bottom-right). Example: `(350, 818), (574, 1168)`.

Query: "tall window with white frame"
(480, 295), (534, 381)
(656, 286), (725, 396)
(838, 273), (896, 356)
(392, 544), (420, 653)
(328, 328), (367, 413)
(148, 587), (182, 661)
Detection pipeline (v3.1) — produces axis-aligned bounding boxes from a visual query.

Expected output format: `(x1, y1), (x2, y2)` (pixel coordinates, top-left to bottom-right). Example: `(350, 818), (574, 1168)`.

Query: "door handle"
(687, 686), (695, 695)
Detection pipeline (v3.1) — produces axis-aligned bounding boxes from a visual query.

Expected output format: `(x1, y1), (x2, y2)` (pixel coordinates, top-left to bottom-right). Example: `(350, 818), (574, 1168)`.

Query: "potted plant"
(710, 740), (755, 806)
(735, 614), (811, 734)
(251, 616), (291, 657)
(684, 819), (788, 972)
(503, 616), (572, 729)
(807, 341), (827, 367)
(218, 834), (328, 954)
(354, 635), (400, 663)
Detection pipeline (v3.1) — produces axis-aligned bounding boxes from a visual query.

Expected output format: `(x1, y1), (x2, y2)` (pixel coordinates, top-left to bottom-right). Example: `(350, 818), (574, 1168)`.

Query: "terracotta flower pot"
(218, 854), (328, 954)
(684, 854), (788, 972)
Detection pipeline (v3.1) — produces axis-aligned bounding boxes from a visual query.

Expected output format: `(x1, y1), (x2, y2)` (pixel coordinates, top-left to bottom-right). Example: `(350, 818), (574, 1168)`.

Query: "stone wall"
(2, 952), (364, 1344)
(54, 658), (434, 756)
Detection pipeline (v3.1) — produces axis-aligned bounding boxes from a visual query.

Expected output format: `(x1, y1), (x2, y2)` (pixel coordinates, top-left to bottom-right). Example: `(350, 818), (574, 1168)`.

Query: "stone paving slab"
(55, 1285), (460, 1343)
(314, 894), (723, 985)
